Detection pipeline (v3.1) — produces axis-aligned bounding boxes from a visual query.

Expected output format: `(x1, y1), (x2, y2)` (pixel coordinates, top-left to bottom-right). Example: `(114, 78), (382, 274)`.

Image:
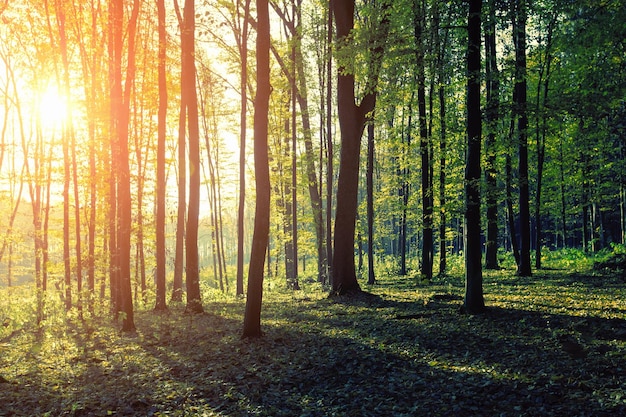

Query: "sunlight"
(38, 86), (68, 130)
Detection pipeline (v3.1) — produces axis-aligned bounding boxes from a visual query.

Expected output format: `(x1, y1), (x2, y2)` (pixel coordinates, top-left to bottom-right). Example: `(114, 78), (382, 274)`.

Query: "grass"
(1, 255), (625, 416)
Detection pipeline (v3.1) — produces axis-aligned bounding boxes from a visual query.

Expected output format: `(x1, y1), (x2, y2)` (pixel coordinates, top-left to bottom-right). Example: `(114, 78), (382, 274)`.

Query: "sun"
(38, 86), (68, 129)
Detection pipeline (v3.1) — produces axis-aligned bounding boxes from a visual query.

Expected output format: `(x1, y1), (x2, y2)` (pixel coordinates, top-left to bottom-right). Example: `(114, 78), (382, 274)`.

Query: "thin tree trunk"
(438, 82), (447, 276)
(236, 0), (251, 297)
(54, 0), (72, 311)
(484, 0), (499, 270)
(435, 9), (449, 276)
(183, 0), (204, 314)
(325, 0), (334, 281)
(400, 89), (412, 277)
(290, 2), (299, 289)
(514, 0), (531, 276)
(242, 0), (271, 338)
(366, 121), (375, 285)
(154, 0), (167, 311)
(172, 0), (187, 304)
(413, 0), (432, 282)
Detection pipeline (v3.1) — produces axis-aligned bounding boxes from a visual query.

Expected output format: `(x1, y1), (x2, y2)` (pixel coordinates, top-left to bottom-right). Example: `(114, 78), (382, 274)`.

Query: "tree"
(532, 9), (556, 269)
(269, 0), (325, 286)
(513, 0), (532, 276)
(366, 121), (375, 285)
(236, 0), (251, 297)
(483, 0), (500, 270)
(182, 0), (203, 314)
(172, 1), (187, 303)
(242, 0), (271, 338)
(413, 0), (433, 282)
(154, 0), (167, 311)
(463, 0), (485, 315)
(110, 0), (140, 332)
(330, 0), (390, 296)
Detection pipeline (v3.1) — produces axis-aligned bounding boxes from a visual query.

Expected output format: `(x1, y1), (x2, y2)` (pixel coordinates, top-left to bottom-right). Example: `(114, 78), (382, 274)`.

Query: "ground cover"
(1, 266), (625, 416)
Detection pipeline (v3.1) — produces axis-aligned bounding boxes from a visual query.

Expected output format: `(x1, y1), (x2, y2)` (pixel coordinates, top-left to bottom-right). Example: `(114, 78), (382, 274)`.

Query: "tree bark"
(111, 0), (139, 332)
(243, 0), (271, 338)
(155, 0), (168, 311)
(183, 0), (204, 314)
(513, 0), (532, 276)
(330, 0), (389, 296)
(236, 0), (250, 297)
(463, 0), (485, 315)
(484, 0), (499, 270)
(413, 0), (432, 283)
(366, 121), (375, 285)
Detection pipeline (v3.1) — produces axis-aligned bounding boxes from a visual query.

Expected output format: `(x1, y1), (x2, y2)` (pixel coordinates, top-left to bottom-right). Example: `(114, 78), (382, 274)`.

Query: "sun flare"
(38, 86), (68, 129)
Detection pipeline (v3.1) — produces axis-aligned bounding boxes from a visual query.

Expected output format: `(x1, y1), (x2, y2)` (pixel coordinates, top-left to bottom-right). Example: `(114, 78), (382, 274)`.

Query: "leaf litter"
(0, 268), (625, 416)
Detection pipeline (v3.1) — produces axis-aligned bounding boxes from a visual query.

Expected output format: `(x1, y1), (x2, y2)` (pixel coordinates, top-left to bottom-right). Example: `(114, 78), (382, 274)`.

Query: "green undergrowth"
(1, 262), (626, 416)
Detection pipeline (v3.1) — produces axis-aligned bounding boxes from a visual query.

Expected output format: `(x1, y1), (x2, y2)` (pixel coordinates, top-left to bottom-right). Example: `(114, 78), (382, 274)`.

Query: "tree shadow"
(2, 292), (626, 416)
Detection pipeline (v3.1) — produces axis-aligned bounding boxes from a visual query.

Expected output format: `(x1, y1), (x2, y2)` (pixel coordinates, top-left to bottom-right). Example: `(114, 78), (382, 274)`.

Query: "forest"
(1, 0), (625, 415)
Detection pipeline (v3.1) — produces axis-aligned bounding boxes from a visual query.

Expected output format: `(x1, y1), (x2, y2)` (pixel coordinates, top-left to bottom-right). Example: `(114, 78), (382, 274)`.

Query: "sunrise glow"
(38, 86), (68, 129)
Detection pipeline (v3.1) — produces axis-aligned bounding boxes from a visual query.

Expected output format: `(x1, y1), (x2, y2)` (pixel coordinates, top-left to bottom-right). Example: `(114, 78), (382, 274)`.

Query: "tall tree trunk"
(484, 0), (499, 270)
(513, 0), (531, 276)
(330, 0), (389, 296)
(183, 0), (204, 314)
(290, 5), (299, 289)
(366, 121), (375, 285)
(283, 118), (296, 287)
(435, 12), (449, 276)
(242, 0), (271, 338)
(438, 81), (447, 276)
(270, 0), (327, 285)
(413, 0), (432, 282)
(325, 0), (334, 283)
(236, 0), (251, 296)
(534, 15), (555, 268)
(172, 0), (186, 302)
(55, 0), (72, 311)
(400, 90), (412, 277)
(154, 0), (167, 311)
(111, 0), (139, 332)
(463, 0), (485, 315)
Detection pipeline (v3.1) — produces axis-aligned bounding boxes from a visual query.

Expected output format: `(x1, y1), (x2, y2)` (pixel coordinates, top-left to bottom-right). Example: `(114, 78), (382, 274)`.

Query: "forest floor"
(1, 265), (626, 416)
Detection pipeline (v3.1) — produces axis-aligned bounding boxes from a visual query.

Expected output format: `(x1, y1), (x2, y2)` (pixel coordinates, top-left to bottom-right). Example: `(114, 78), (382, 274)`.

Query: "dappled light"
(1, 0), (625, 414)
(1, 267), (625, 415)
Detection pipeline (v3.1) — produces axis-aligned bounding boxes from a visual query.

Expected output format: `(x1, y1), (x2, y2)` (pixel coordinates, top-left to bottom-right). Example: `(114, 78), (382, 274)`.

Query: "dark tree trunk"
(438, 81), (447, 276)
(242, 0), (271, 338)
(484, 0), (499, 270)
(330, 0), (389, 296)
(534, 15), (554, 267)
(172, 95), (186, 302)
(413, 0), (432, 282)
(111, 0), (139, 332)
(183, 0), (203, 314)
(290, 8), (299, 289)
(366, 121), (375, 285)
(400, 91), (412, 277)
(433, 2), (448, 277)
(236, 0), (250, 297)
(513, 0), (532, 276)
(325, 0), (334, 282)
(559, 136), (568, 247)
(463, 0), (485, 315)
